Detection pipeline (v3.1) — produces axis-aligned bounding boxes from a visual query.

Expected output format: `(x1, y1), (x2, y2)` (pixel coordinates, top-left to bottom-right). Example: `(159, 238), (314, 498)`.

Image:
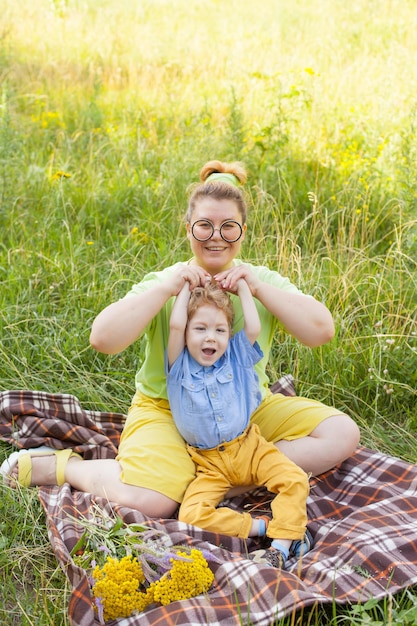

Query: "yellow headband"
(205, 172), (240, 187)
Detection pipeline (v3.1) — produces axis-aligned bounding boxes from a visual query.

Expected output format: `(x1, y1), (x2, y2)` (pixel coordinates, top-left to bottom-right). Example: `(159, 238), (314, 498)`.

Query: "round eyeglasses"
(191, 219), (243, 243)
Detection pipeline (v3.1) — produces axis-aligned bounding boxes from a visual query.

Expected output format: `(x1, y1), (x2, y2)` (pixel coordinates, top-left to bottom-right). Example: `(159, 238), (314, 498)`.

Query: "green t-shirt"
(124, 259), (305, 400)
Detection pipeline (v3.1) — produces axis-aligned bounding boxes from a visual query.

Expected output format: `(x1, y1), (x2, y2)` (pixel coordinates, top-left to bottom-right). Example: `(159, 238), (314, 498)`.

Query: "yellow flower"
(92, 555), (153, 621)
(129, 228), (149, 244)
(149, 549), (214, 606)
(51, 171), (72, 181)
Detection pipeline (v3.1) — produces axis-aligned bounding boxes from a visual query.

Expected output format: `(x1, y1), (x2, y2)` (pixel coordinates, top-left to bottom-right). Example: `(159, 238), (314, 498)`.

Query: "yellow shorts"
(116, 390), (340, 503)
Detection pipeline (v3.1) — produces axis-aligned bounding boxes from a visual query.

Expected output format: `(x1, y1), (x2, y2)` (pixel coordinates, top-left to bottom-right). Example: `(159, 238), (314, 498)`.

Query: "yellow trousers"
(179, 424), (309, 541)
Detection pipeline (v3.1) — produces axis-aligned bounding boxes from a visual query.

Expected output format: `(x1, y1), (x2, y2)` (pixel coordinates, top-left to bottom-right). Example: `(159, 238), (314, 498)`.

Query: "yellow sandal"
(1, 446), (82, 487)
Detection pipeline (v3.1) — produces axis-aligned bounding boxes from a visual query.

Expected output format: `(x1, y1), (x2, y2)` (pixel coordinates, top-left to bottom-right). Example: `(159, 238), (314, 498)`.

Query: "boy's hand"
(224, 277), (247, 296)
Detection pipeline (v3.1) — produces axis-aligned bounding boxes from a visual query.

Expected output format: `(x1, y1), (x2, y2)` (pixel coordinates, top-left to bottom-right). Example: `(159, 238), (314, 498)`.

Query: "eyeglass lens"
(191, 220), (242, 243)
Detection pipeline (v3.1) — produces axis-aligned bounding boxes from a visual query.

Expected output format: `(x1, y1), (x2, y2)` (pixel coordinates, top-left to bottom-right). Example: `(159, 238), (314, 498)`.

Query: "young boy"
(166, 278), (312, 568)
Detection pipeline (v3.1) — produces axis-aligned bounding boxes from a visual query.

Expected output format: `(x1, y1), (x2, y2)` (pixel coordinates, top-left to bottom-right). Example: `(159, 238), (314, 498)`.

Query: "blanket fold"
(1, 387), (417, 626)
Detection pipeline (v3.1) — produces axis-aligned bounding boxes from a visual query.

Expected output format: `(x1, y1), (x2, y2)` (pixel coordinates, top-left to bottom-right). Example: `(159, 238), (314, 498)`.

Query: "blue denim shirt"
(166, 331), (263, 449)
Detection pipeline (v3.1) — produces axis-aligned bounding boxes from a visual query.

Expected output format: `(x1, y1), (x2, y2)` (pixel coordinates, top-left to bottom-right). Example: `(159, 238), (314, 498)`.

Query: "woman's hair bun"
(200, 160), (247, 185)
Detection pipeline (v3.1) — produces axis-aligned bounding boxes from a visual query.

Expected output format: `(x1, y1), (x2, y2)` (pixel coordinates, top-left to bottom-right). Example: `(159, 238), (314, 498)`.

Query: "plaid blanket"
(1, 386), (417, 626)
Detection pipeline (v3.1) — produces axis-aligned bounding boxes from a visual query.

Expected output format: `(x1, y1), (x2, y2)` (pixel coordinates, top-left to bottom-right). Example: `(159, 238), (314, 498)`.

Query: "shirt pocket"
(216, 369), (239, 407)
(180, 380), (206, 413)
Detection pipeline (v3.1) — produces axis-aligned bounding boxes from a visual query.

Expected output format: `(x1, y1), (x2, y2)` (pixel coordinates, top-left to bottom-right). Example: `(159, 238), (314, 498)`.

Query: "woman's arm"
(253, 283), (335, 347)
(215, 265), (334, 348)
(90, 265), (210, 354)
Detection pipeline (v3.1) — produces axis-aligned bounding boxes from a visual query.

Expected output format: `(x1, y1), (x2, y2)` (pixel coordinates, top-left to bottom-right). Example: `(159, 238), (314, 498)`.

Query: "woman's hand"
(170, 265), (211, 296)
(214, 265), (262, 295)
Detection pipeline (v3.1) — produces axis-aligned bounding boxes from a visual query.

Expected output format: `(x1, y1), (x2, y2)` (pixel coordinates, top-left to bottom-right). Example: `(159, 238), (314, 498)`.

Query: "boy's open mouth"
(202, 348), (216, 356)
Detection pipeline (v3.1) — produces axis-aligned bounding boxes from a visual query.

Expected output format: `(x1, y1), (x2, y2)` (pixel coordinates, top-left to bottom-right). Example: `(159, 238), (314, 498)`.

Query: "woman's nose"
(210, 227), (222, 240)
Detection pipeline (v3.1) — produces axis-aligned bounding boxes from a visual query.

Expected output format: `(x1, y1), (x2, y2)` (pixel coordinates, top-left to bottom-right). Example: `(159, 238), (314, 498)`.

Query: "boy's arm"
(167, 281), (191, 367)
(236, 278), (261, 345)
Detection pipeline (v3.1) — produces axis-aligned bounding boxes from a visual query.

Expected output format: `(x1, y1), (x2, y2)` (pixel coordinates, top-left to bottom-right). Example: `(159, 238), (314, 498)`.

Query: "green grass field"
(1, 0), (416, 623)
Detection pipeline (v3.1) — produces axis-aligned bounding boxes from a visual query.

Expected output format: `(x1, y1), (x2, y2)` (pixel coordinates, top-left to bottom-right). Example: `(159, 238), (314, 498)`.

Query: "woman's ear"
(186, 221), (192, 241)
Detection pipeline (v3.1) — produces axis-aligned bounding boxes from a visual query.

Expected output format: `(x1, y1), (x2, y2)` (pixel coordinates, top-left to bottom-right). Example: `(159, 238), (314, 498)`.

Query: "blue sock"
(271, 540), (290, 560)
(258, 518), (267, 537)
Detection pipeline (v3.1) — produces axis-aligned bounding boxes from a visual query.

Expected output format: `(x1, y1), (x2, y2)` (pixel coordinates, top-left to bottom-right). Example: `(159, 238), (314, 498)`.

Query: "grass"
(0, 0), (416, 623)
(0, 480), (71, 625)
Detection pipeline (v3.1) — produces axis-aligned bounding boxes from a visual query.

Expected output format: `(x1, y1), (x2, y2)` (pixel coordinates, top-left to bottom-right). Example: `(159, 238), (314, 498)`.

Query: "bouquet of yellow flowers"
(71, 507), (215, 624)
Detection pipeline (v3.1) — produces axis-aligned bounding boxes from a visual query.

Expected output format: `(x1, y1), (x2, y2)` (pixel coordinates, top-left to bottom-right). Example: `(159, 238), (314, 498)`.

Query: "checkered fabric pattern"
(2, 386), (417, 626)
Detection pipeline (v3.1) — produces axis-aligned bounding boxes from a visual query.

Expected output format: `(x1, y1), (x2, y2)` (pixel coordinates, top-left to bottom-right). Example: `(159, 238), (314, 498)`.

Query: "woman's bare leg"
(65, 457), (179, 517)
(276, 413), (360, 476)
(9, 454), (179, 518)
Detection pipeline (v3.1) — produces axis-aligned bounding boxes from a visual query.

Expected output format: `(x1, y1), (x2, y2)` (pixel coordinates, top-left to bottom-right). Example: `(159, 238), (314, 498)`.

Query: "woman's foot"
(1, 447), (82, 487)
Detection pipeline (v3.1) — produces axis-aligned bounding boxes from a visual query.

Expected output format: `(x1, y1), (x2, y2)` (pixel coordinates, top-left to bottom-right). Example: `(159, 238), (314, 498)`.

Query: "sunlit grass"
(1, 0), (416, 624)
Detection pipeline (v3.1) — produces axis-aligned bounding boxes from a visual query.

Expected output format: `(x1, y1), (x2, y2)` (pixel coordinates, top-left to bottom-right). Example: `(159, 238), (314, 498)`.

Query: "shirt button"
(211, 393), (216, 398)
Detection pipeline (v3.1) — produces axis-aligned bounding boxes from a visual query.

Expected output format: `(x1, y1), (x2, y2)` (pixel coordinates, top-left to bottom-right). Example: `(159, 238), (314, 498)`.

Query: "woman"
(4, 160), (360, 517)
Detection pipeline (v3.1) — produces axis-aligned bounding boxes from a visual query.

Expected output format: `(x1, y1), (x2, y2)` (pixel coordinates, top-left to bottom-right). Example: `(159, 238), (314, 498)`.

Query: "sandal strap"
(17, 451), (34, 487)
(16, 448), (80, 487)
(55, 448), (76, 485)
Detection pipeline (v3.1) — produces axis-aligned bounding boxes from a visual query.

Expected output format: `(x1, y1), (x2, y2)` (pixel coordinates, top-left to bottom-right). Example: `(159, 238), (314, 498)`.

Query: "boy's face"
(185, 304), (231, 366)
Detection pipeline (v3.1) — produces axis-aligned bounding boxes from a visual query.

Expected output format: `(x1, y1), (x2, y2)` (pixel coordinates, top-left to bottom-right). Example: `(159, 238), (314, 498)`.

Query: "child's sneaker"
(249, 547), (287, 569)
(290, 528), (314, 558)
